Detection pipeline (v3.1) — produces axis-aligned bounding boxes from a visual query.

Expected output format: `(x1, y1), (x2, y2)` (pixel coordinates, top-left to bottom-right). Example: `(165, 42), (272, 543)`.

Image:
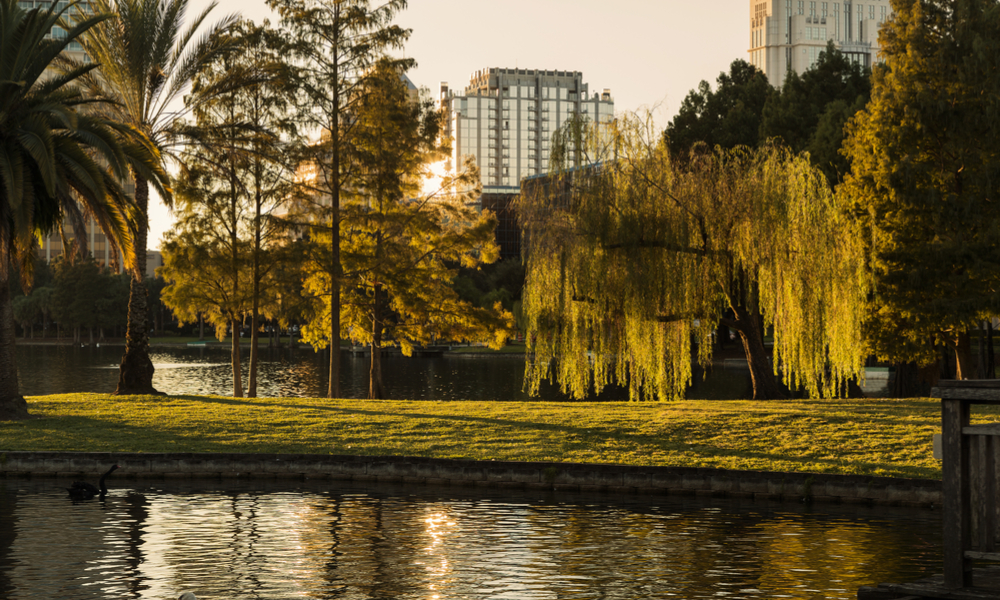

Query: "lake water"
(15, 344), (753, 400)
(0, 477), (941, 600)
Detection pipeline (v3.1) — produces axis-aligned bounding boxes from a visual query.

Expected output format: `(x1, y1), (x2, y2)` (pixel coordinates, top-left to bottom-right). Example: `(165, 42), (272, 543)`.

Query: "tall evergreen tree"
(663, 60), (773, 158)
(840, 0), (1000, 379)
(332, 60), (513, 399)
(160, 20), (291, 397)
(270, 0), (411, 398)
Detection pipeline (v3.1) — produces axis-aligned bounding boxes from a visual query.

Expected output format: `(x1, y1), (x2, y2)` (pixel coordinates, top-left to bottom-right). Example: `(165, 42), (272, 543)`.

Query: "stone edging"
(0, 451), (941, 508)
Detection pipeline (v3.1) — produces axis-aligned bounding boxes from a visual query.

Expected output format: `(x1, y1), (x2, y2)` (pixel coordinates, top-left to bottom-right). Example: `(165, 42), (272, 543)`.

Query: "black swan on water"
(67, 464), (119, 500)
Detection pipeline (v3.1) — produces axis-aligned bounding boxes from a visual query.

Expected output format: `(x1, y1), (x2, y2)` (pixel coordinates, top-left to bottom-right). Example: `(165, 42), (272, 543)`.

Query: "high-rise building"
(749, 0), (893, 87)
(442, 68), (614, 194)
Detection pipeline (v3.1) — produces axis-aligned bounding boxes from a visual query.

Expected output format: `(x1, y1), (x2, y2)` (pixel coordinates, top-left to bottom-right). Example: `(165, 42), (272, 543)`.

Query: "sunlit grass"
(5, 394), (993, 480)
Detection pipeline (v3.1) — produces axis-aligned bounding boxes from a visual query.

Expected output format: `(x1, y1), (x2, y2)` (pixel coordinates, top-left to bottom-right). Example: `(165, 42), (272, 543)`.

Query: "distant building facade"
(442, 68), (614, 195)
(441, 68), (613, 259)
(749, 0), (893, 87)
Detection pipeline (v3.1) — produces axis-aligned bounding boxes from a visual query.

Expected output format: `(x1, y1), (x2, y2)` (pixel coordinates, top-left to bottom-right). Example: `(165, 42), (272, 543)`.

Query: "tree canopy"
(520, 114), (869, 401)
(270, 0), (411, 398)
(840, 0), (1000, 378)
(760, 42), (872, 184)
(664, 60), (773, 158)
(301, 59), (513, 399)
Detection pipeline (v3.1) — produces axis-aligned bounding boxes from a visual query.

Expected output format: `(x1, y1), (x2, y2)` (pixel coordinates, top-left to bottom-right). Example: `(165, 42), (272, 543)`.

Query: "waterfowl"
(67, 464), (119, 500)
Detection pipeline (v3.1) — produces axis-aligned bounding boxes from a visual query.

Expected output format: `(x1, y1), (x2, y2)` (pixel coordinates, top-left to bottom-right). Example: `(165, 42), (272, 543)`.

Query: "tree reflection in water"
(0, 478), (940, 599)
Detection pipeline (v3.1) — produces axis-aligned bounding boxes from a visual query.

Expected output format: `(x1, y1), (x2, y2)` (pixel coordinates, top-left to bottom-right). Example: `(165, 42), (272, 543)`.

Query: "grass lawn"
(5, 395), (997, 480)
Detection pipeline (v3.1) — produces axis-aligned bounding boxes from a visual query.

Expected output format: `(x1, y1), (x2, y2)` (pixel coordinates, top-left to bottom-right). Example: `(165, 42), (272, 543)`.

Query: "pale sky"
(148, 0), (749, 248)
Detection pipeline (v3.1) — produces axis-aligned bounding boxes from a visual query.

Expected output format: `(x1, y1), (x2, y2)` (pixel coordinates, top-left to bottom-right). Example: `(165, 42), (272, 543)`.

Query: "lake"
(15, 344), (754, 400)
(0, 477), (941, 600)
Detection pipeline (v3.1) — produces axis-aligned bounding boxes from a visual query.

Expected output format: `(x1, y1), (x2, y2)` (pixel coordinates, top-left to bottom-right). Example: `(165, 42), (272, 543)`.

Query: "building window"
(821, 2), (828, 17)
(798, 0), (804, 15)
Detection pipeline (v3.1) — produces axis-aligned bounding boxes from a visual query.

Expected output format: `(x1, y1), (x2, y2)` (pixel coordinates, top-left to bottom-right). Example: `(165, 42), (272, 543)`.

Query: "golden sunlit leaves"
(519, 113), (868, 402)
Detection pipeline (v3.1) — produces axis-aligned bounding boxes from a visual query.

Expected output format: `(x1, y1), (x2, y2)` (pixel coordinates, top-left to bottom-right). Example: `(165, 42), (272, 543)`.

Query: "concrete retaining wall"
(0, 451), (942, 508)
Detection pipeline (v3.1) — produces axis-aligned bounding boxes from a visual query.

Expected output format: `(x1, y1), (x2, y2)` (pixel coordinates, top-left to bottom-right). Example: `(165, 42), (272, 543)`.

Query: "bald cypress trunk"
(369, 284), (384, 400)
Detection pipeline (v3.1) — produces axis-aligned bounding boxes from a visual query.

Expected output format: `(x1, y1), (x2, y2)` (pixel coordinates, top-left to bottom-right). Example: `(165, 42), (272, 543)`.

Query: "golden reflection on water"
(0, 481), (941, 600)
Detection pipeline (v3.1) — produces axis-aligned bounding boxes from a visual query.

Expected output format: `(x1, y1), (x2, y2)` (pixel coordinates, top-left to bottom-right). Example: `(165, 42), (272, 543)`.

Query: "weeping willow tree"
(519, 114), (869, 401)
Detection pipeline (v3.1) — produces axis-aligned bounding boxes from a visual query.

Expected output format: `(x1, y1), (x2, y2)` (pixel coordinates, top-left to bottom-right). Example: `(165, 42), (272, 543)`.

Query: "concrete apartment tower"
(440, 68), (614, 259)
(749, 0), (893, 87)
(441, 68), (614, 194)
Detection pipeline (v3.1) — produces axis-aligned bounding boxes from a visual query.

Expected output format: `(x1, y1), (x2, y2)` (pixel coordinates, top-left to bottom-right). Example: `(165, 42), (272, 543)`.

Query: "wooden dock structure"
(859, 381), (1000, 599)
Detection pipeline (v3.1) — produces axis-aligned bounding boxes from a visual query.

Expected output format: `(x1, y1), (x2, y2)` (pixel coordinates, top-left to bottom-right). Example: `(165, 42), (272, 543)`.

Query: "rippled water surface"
(0, 478), (940, 600)
(16, 344), (751, 400)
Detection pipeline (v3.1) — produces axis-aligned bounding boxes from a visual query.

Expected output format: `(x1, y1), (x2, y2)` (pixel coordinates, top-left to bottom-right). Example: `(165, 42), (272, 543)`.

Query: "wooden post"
(942, 397), (972, 588)
(983, 434), (997, 552)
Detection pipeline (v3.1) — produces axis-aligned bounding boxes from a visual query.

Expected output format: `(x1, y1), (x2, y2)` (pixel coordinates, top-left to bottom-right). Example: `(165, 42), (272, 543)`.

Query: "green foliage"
(159, 220), (252, 339)
(520, 114), (869, 401)
(663, 60), (774, 157)
(50, 258), (104, 332)
(270, 0), (412, 397)
(298, 60), (514, 398)
(0, 0), (136, 411)
(840, 0), (1000, 373)
(665, 48), (872, 185)
(760, 42), (872, 183)
(452, 258), (526, 312)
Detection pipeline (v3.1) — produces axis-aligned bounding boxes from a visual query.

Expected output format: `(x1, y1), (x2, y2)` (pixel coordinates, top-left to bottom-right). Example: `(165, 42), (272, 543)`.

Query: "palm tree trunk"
(0, 268), (28, 420)
(115, 173), (159, 395)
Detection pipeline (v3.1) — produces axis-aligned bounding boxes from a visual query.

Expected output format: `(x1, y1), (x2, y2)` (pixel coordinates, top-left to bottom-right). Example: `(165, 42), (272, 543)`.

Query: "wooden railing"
(934, 381), (1000, 589)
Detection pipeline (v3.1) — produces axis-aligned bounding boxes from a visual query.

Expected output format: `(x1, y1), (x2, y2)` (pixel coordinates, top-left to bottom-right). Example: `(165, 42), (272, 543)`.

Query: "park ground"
(4, 394), (997, 480)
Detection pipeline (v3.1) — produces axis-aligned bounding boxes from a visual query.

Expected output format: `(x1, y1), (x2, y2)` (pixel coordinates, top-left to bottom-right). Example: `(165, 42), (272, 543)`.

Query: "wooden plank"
(934, 386), (1000, 401)
(943, 398), (974, 588)
(965, 550), (1000, 561)
(893, 582), (1000, 600)
(962, 425), (1000, 436)
(937, 380), (1000, 389)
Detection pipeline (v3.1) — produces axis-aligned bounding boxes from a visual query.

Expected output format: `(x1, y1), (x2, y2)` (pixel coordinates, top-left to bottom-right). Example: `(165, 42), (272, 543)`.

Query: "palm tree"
(0, 0), (136, 419)
(71, 0), (237, 395)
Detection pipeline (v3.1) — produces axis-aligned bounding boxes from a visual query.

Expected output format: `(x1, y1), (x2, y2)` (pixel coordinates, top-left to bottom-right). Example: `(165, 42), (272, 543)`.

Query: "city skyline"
(144, 0), (750, 248)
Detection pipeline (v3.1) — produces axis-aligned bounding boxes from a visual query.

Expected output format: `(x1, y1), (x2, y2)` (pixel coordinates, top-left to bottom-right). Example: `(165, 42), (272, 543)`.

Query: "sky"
(147, 0), (749, 248)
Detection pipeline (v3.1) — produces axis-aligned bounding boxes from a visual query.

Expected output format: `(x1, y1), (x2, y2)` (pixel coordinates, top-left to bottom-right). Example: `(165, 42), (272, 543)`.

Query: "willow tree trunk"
(0, 268), (28, 420)
(729, 303), (788, 400)
(954, 330), (974, 380)
(369, 284), (384, 400)
(115, 173), (159, 395)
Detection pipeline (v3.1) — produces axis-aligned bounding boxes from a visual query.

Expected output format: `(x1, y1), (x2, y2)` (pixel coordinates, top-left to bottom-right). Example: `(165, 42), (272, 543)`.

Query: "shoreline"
(0, 450), (942, 509)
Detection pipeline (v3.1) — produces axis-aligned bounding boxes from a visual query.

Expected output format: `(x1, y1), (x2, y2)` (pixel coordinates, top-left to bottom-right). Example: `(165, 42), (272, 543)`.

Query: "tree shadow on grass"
(161, 395), (938, 477)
